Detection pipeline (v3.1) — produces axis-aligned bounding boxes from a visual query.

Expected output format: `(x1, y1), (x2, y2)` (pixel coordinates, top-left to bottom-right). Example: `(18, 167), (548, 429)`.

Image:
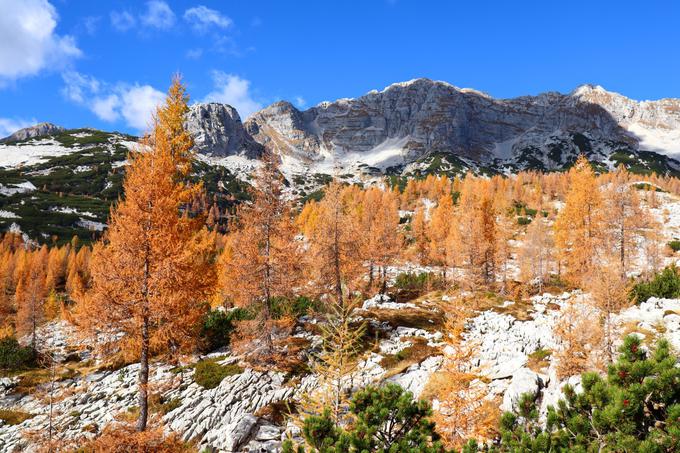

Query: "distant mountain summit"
(0, 122), (64, 143)
(185, 103), (263, 158)
(183, 78), (680, 177)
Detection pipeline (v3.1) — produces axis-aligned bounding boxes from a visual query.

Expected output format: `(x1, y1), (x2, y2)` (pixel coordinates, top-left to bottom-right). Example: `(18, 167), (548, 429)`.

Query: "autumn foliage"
(76, 77), (216, 431)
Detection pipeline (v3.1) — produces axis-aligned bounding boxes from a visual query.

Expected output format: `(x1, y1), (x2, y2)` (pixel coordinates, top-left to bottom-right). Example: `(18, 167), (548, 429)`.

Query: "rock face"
(237, 79), (680, 173)
(185, 103), (263, 158)
(0, 122), (64, 143)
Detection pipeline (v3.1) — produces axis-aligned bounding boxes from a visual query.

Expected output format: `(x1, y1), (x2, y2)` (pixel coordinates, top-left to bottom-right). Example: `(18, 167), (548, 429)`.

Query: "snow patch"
(77, 219), (106, 231)
(0, 210), (19, 218)
(626, 122), (680, 158)
(0, 181), (36, 196)
(0, 140), (75, 167)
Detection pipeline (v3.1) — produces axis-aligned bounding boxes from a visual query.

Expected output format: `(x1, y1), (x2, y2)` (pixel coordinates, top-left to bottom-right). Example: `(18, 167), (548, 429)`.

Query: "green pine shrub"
(668, 240), (680, 252)
(394, 272), (445, 294)
(283, 383), (445, 452)
(0, 337), (37, 371)
(480, 335), (680, 452)
(630, 265), (680, 303)
(199, 308), (251, 353)
(193, 359), (243, 389)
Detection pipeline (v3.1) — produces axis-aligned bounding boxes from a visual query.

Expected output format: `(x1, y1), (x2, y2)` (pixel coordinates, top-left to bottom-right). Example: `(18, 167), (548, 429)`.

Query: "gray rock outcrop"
(0, 122), (64, 143)
(186, 103), (264, 158)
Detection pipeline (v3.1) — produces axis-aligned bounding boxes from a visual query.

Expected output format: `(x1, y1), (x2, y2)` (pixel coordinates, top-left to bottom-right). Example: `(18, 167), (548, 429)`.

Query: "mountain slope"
(2, 79), (680, 242)
(0, 129), (249, 244)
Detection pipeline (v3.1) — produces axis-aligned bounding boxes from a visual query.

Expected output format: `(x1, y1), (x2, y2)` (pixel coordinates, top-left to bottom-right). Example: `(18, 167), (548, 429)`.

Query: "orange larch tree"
(219, 152), (303, 357)
(15, 249), (48, 349)
(77, 77), (216, 432)
(602, 166), (644, 277)
(554, 155), (604, 285)
(300, 181), (362, 306)
(428, 193), (455, 274)
(358, 187), (401, 291)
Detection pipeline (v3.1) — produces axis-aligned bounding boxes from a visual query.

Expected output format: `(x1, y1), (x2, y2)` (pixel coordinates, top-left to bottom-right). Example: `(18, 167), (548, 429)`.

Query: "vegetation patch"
(151, 396), (182, 415)
(193, 358), (244, 389)
(0, 409), (34, 425)
(527, 348), (552, 372)
(667, 240), (680, 252)
(393, 272), (446, 301)
(363, 305), (443, 331)
(0, 337), (37, 372)
(199, 307), (251, 353)
(380, 337), (438, 377)
(630, 265), (680, 303)
(254, 400), (298, 425)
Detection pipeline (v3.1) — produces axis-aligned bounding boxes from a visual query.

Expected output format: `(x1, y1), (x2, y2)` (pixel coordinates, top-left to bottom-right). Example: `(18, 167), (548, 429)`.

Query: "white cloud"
(0, 0), (81, 84)
(91, 94), (120, 122)
(203, 71), (263, 120)
(110, 10), (136, 32)
(83, 16), (101, 35)
(0, 118), (36, 138)
(295, 96), (307, 108)
(184, 6), (232, 32)
(119, 85), (165, 130)
(61, 71), (164, 131)
(61, 71), (100, 103)
(141, 1), (175, 29)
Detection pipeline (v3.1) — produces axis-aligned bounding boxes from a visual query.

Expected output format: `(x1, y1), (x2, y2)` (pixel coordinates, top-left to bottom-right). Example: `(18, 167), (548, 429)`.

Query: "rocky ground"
(2, 291), (680, 452)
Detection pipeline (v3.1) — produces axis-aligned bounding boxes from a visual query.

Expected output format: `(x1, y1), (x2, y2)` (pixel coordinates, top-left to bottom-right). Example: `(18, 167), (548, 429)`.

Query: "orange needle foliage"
(298, 181), (363, 306)
(15, 246), (48, 349)
(424, 296), (500, 449)
(77, 77), (216, 432)
(219, 152), (303, 358)
(554, 155), (605, 285)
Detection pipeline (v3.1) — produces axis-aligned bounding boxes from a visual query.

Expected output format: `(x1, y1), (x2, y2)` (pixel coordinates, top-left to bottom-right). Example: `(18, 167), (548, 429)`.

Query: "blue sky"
(1, 0), (679, 136)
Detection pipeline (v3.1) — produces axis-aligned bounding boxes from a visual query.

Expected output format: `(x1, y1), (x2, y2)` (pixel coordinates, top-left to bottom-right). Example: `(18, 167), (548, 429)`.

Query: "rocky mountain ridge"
(1, 80), (680, 242)
(186, 79), (680, 177)
(5, 80), (680, 179)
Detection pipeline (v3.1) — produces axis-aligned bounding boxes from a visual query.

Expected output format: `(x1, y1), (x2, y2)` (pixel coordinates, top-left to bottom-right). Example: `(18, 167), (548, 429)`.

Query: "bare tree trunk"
(137, 256), (150, 432)
(48, 351), (56, 451)
(137, 314), (149, 432)
(31, 295), (37, 350)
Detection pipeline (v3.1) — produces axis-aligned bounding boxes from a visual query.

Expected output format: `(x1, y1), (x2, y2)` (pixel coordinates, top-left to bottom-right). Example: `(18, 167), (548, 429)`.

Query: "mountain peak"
(0, 122), (64, 143)
(379, 77), (454, 93)
(571, 83), (609, 96)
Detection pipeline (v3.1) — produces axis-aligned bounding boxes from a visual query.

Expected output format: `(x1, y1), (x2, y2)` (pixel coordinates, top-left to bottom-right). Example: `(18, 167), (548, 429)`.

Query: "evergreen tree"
(286, 383), (446, 453)
(487, 335), (680, 452)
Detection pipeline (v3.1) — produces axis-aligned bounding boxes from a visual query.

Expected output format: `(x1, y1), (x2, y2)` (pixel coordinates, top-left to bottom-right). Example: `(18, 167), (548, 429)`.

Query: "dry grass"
(466, 291), (535, 321)
(247, 336), (312, 376)
(361, 305), (444, 332)
(527, 348), (552, 372)
(254, 399), (298, 425)
(380, 337), (439, 378)
(0, 409), (34, 425)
